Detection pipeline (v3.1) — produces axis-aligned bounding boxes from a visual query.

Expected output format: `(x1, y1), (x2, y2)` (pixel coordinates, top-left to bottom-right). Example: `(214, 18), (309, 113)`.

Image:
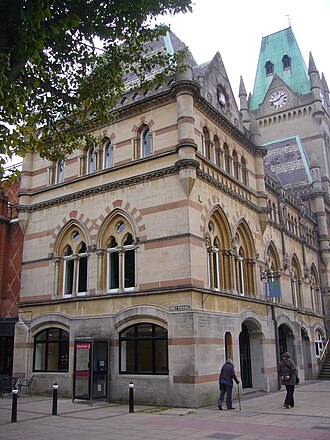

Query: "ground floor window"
(33, 328), (69, 372)
(120, 323), (168, 374)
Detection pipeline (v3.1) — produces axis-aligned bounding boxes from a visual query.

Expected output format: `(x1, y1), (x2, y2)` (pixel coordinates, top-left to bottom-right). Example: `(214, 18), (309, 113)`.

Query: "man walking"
(218, 358), (239, 410)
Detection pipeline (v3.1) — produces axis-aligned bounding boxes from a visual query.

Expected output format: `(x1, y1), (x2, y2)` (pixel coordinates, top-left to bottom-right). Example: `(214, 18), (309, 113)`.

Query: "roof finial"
(285, 14), (291, 27)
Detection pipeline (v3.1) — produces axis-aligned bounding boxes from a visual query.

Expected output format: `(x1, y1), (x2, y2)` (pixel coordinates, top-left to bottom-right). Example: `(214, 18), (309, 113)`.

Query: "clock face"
(268, 90), (288, 109)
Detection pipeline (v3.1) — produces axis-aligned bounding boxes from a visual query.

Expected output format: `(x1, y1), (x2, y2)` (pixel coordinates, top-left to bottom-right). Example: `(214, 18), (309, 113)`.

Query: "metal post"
(128, 381), (134, 413)
(11, 389), (18, 423)
(271, 303), (282, 390)
(52, 383), (59, 415)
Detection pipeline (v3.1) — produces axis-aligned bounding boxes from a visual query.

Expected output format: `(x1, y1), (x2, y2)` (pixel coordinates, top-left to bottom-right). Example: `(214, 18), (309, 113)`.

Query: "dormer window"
(282, 54), (291, 70)
(265, 60), (274, 76)
(217, 87), (227, 109)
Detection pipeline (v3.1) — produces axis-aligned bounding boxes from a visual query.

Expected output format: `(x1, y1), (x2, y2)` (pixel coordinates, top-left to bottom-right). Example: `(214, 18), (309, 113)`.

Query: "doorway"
(73, 339), (109, 401)
(239, 323), (252, 388)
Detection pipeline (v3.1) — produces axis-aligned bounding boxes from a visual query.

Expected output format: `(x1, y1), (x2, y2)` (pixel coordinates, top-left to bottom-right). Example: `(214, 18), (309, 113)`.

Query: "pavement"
(0, 380), (330, 440)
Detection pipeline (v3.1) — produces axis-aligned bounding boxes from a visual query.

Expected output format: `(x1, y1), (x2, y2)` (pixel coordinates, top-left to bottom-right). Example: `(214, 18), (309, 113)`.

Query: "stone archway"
(301, 328), (312, 380)
(278, 323), (295, 358)
(239, 319), (265, 389)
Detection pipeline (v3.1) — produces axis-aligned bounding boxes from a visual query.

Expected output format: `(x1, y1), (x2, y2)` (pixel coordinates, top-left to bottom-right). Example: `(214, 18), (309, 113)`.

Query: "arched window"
(55, 159), (64, 184)
(202, 127), (210, 159)
(214, 135), (221, 167)
(291, 256), (302, 308)
(141, 126), (151, 157)
(135, 125), (152, 159)
(223, 143), (231, 174)
(266, 243), (281, 303)
(120, 323), (168, 374)
(310, 265), (321, 314)
(33, 328), (69, 372)
(87, 146), (95, 174)
(237, 247), (245, 295)
(233, 150), (240, 180)
(103, 138), (113, 169)
(57, 226), (88, 297)
(212, 237), (220, 289)
(241, 157), (248, 185)
(206, 210), (232, 292)
(282, 54), (291, 70)
(99, 215), (136, 293)
(235, 221), (255, 296)
(315, 330), (324, 358)
(265, 60), (274, 76)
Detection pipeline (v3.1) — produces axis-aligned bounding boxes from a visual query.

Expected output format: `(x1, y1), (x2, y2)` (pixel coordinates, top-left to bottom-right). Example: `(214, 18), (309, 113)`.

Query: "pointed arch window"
(233, 150), (240, 180)
(282, 54), (291, 70)
(102, 218), (136, 293)
(135, 125), (152, 159)
(265, 60), (274, 76)
(223, 143), (231, 174)
(237, 247), (245, 295)
(202, 127), (210, 159)
(241, 157), (248, 185)
(291, 257), (302, 308)
(107, 237), (119, 290)
(235, 223), (255, 296)
(55, 159), (64, 184)
(63, 245), (74, 295)
(214, 135), (221, 167)
(206, 213), (232, 292)
(103, 138), (113, 169)
(266, 244), (281, 304)
(310, 266), (321, 314)
(87, 146), (95, 174)
(58, 228), (88, 298)
(315, 331), (324, 358)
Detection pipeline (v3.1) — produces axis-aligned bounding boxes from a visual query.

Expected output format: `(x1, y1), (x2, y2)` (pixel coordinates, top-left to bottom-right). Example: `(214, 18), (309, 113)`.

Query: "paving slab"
(0, 380), (329, 440)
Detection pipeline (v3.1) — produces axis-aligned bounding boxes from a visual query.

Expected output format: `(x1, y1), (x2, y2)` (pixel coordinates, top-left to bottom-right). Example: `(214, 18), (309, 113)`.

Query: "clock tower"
(242, 27), (330, 194)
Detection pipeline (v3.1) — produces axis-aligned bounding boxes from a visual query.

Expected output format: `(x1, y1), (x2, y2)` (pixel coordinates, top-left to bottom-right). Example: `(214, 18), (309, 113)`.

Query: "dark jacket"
(219, 361), (239, 388)
(278, 356), (297, 386)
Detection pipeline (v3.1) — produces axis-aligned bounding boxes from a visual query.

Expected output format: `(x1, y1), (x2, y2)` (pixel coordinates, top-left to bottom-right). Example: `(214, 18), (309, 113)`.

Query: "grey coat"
(278, 357), (297, 386)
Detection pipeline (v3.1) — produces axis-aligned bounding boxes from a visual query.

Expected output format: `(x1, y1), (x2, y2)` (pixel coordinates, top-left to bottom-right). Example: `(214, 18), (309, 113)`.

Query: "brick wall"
(0, 179), (23, 318)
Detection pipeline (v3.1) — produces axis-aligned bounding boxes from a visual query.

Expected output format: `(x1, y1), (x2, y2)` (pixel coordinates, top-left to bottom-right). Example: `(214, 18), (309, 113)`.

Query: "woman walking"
(278, 352), (298, 408)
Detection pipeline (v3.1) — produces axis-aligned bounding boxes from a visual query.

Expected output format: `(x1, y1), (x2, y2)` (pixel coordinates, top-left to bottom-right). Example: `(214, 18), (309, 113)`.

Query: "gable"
(249, 27), (310, 111)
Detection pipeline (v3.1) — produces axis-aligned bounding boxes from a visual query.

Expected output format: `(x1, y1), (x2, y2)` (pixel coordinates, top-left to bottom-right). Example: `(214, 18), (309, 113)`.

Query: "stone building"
(13, 29), (328, 407)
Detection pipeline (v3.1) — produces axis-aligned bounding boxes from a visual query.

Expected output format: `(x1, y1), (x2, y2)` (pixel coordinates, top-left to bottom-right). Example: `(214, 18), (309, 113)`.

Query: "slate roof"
(123, 31), (196, 89)
(249, 27), (310, 110)
(263, 136), (312, 187)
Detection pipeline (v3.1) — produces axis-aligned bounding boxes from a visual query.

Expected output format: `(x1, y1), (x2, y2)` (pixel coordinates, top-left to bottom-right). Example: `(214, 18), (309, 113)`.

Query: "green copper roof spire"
(249, 27), (310, 110)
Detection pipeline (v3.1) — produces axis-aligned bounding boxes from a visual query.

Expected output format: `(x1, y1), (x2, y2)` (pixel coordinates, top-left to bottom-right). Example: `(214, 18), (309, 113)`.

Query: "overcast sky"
(159, 0), (330, 100)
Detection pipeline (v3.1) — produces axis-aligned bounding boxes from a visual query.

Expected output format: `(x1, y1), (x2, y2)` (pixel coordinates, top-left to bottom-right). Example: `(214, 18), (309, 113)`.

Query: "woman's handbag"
(295, 375), (300, 385)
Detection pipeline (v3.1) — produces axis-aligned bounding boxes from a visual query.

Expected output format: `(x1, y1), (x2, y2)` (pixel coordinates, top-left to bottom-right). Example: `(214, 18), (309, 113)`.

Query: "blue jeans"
(218, 383), (233, 408)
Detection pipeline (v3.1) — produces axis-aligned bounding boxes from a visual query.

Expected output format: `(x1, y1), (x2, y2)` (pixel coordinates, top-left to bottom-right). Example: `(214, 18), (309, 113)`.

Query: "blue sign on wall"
(265, 280), (281, 298)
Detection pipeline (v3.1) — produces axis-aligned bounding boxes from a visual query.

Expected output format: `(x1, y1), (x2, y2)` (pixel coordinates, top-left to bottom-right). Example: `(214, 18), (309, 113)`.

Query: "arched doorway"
(278, 324), (294, 358)
(301, 328), (312, 380)
(239, 323), (252, 388)
(239, 319), (265, 389)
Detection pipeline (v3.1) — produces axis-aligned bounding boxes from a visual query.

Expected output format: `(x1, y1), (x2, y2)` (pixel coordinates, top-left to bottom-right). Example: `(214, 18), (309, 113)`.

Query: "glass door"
(74, 340), (91, 400)
(73, 339), (109, 401)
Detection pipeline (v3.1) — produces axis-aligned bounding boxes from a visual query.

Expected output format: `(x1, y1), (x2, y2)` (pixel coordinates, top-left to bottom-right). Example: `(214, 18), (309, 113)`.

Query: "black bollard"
(128, 381), (134, 413)
(52, 383), (59, 415)
(11, 389), (18, 423)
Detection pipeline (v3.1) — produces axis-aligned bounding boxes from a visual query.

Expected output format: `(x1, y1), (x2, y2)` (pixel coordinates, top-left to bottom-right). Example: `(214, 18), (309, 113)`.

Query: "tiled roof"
(263, 136), (312, 187)
(249, 27), (310, 110)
